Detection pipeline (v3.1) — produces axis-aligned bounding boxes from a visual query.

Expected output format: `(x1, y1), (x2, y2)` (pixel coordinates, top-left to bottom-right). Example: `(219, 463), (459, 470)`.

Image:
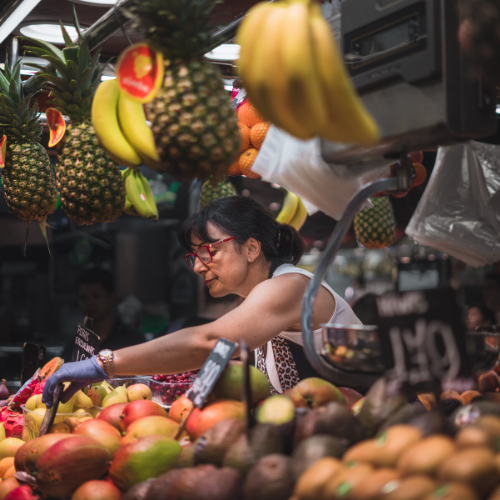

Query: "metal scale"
(302, 0), (499, 389)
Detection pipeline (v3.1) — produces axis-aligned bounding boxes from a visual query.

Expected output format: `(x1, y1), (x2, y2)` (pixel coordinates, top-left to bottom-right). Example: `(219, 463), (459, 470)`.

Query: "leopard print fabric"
(256, 336), (300, 395)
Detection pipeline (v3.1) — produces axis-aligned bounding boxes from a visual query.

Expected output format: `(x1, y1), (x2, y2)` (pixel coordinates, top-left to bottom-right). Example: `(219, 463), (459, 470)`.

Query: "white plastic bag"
(251, 126), (392, 220)
(406, 141), (500, 267)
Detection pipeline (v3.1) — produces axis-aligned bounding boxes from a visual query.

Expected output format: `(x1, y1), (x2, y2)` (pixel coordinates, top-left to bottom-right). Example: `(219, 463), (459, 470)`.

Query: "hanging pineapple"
(199, 178), (237, 210)
(0, 61), (57, 249)
(354, 197), (396, 249)
(24, 10), (125, 226)
(131, 0), (241, 182)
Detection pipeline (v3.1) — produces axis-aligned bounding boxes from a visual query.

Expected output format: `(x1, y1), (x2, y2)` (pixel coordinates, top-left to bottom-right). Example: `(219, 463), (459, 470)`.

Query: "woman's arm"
(112, 274), (311, 376)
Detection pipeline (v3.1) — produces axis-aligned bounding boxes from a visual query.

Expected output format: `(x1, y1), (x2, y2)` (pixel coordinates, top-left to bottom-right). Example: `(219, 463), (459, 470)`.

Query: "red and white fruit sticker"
(116, 43), (164, 103)
(46, 108), (66, 148)
(0, 135), (6, 168)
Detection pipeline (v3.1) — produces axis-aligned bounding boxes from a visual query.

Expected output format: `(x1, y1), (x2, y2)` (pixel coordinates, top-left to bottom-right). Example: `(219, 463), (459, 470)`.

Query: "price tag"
(21, 343), (46, 385)
(186, 338), (237, 408)
(375, 288), (473, 393)
(71, 320), (100, 362)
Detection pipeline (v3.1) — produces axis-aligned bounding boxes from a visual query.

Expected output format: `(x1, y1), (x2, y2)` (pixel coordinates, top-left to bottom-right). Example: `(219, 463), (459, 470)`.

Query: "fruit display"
(0, 61), (57, 248)
(237, 0), (379, 145)
(228, 99), (267, 178)
(354, 197), (396, 250)
(121, 168), (159, 220)
(150, 371), (199, 407)
(122, 0), (241, 182)
(276, 190), (308, 232)
(24, 13), (125, 226)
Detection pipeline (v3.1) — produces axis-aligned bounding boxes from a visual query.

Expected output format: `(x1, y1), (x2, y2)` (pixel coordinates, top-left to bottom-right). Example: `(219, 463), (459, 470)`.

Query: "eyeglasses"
(184, 237), (236, 270)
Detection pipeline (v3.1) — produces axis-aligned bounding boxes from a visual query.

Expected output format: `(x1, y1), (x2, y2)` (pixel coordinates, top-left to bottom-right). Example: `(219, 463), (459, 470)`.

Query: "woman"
(44, 196), (361, 406)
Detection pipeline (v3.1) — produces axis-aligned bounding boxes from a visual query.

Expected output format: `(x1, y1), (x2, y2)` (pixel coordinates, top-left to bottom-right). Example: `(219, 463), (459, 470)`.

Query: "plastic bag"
(251, 126), (392, 220)
(406, 141), (500, 267)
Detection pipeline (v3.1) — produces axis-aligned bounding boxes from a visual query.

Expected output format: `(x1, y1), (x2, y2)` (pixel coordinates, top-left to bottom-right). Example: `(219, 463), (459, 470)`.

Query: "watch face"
(99, 349), (112, 357)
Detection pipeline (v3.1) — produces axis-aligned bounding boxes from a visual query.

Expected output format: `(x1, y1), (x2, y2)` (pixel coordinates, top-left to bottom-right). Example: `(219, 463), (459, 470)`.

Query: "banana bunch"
(276, 191), (308, 231)
(237, 0), (380, 146)
(121, 168), (159, 221)
(91, 79), (161, 170)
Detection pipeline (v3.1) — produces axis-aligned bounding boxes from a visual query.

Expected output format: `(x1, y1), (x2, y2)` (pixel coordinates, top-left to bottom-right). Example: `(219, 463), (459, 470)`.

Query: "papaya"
(38, 357), (64, 380)
(34, 436), (111, 498)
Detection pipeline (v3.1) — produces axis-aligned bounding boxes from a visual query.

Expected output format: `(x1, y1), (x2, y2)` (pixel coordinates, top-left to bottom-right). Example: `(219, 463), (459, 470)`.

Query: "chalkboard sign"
(186, 338), (237, 408)
(21, 343), (46, 385)
(71, 322), (100, 362)
(375, 288), (473, 393)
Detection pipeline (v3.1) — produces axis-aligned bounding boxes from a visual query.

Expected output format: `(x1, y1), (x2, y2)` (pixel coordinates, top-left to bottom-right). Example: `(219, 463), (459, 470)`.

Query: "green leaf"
(21, 37), (66, 64)
(37, 74), (68, 89)
(60, 21), (76, 48)
(69, 80), (79, 92)
(63, 47), (79, 65)
(66, 60), (79, 80)
(78, 38), (90, 75)
(79, 67), (92, 93)
(41, 55), (70, 79)
(72, 3), (84, 44)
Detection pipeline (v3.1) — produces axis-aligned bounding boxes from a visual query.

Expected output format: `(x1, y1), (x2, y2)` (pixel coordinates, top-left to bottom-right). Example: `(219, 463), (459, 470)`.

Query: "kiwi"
(293, 457), (343, 500)
(438, 447), (499, 496)
(424, 483), (479, 500)
(243, 454), (294, 500)
(348, 468), (400, 500)
(397, 435), (455, 476)
(323, 461), (374, 500)
(379, 475), (437, 500)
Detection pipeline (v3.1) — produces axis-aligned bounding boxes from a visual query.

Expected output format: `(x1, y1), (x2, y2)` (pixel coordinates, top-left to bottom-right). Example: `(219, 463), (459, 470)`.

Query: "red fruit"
(97, 403), (128, 431)
(34, 436), (111, 498)
(0, 409), (23, 439)
(119, 400), (168, 432)
(186, 400), (245, 440)
(288, 378), (346, 409)
(71, 480), (122, 500)
(338, 387), (364, 408)
(0, 478), (20, 500)
(122, 416), (181, 445)
(351, 397), (366, 416)
(478, 371), (500, 393)
(4, 485), (41, 500)
(0, 380), (9, 400)
(14, 440), (32, 472)
(169, 395), (194, 423)
(73, 419), (122, 457)
(23, 434), (72, 474)
(410, 151), (424, 163)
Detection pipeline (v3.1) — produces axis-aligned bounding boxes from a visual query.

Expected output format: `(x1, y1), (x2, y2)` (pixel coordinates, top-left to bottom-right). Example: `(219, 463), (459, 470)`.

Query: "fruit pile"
(228, 99), (268, 179)
(150, 371), (199, 407)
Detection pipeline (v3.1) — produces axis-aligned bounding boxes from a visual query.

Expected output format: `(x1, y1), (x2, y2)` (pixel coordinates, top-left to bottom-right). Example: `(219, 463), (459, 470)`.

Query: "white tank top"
(262, 263), (362, 393)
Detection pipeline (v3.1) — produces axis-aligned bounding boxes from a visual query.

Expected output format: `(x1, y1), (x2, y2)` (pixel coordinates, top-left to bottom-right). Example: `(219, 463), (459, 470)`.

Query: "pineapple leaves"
(37, 73), (68, 90)
(63, 47), (79, 66)
(78, 39), (91, 76)
(21, 37), (66, 65)
(72, 3), (84, 45)
(59, 21), (76, 48)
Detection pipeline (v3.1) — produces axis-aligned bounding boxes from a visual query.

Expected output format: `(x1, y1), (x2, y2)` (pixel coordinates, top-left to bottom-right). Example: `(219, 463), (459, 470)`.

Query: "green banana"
(124, 168), (159, 221)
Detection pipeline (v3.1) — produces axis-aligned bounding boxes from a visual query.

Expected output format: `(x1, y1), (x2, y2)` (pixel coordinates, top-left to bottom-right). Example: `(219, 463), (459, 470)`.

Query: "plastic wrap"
(406, 141), (500, 266)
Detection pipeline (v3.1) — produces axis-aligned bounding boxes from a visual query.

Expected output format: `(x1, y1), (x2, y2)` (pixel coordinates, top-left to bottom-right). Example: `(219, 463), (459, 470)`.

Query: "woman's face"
(466, 306), (488, 331)
(190, 222), (258, 298)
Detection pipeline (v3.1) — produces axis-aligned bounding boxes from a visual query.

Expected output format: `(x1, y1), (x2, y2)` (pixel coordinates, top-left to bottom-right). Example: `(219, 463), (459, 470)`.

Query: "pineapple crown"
(23, 5), (103, 121)
(0, 60), (43, 143)
(130, 0), (221, 59)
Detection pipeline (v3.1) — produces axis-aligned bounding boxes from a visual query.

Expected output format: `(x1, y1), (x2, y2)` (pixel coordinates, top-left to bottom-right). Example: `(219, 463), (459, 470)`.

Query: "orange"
(412, 162), (427, 187)
(237, 101), (265, 128)
(239, 148), (261, 179)
(250, 122), (270, 150)
(239, 123), (251, 152)
(227, 158), (242, 176)
(0, 457), (14, 478)
(3, 465), (15, 479)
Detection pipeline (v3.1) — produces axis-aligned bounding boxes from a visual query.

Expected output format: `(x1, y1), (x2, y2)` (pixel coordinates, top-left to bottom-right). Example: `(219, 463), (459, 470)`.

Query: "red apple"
(186, 400), (245, 440)
(478, 371), (500, 393)
(288, 378), (345, 409)
(169, 394), (194, 423)
(119, 400), (168, 432)
(338, 387), (364, 408)
(97, 402), (128, 432)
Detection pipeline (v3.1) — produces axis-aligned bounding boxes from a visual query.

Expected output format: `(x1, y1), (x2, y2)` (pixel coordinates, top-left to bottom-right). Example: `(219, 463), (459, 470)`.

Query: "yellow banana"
(236, 2), (276, 98)
(91, 79), (142, 167)
(125, 169), (158, 221)
(136, 169), (159, 221)
(249, 4), (312, 140)
(276, 191), (299, 224)
(309, 3), (380, 146)
(117, 91), (162, 171)
(288, 197), (308, 231)
(281, 0), (328, 137)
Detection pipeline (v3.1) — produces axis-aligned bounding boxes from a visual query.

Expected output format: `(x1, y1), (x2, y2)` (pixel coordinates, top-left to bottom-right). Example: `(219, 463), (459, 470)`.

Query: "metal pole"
(5, 35), (18, 71)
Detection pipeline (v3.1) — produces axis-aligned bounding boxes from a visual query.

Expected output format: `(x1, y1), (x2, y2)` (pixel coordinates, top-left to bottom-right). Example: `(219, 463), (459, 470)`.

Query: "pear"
(102, 389), (128, 408)
(101, 381), (114, 394)
(74, 408), (89, 417)
(0, 423), (5, 442)
(88, 385), (108, 407)
(35, 394), (46, 409)
(25, 395), (38, 411)
(73, 390), (93, 410)
(114, 386), (128, 398)
(89, 407), (102, 419)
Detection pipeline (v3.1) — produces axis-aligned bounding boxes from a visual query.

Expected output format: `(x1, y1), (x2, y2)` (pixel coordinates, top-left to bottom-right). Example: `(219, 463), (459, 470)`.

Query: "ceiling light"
(73, 0), (118, 5)
(204, 44), (240, 62)
(0, 0), (42, 44)
(20, 24), (79, 44)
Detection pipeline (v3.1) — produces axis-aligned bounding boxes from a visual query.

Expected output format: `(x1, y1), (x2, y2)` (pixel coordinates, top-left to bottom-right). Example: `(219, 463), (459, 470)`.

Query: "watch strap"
(98, 351), (114, 378)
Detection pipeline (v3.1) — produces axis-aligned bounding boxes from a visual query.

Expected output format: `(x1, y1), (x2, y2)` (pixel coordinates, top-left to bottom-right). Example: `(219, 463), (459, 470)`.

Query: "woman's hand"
(43, 356), (107, 407)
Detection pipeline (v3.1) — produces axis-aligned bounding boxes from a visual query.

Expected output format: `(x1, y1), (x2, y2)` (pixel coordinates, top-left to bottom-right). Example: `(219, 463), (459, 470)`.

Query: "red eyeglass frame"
(184, 237), (236, 269)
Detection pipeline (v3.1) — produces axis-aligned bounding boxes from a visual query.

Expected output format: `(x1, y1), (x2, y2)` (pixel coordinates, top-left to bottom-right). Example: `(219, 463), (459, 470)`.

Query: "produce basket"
(104, 376), (152, 389)
(21, 405), (90, 441)
(150, 373), (197, 408)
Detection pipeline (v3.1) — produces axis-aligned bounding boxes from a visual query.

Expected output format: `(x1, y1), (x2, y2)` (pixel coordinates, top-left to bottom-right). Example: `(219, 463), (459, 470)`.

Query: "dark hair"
(179, 196), (305, 270)
(468, 304), (496, 326)
(77, 268), (114, 294)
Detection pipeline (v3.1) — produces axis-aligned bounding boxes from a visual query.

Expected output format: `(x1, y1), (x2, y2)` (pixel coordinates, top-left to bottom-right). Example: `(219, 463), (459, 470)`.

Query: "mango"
(73, 419), (122, 457)
(25, 395), (38, 412)
(109, 434), (182, 491)
(71, 480), (122, 500)
(122, 415), (182, 444)
(119, 400), (168, 432)
(24, 434), (73, 474)
(88, 386), (107, 407)
(0, 438), (24, 461)
(127, 383), (152, 402)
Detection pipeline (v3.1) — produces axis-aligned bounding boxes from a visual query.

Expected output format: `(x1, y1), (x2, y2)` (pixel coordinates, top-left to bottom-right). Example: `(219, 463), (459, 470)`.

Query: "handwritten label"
(186, 338), (237, 408)
(376, 289), (473, 393)
(71, 323), (100, 362)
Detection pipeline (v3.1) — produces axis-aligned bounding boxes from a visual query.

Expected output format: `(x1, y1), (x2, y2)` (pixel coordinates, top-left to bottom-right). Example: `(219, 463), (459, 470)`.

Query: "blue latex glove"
(43, 356), (107, 407)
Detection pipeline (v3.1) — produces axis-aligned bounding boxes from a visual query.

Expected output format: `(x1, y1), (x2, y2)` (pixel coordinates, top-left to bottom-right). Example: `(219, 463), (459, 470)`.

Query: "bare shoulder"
(246, 273), (310, 305)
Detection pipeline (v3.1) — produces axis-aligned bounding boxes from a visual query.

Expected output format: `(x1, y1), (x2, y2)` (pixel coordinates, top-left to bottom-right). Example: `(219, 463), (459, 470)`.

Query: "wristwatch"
(98, 349), (115, 378)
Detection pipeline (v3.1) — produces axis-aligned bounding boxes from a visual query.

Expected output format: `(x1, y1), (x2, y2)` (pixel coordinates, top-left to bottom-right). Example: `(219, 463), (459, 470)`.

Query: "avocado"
(294, 402), (366, 447)
(440, 398), (464, 416)
(244, 454), (295, 500)
(184, 466), (243, 500)
(292, 435), (346, 478)
(193, 418), (246, 466)
(144, 469), (185, 500)
(379, 403), (426, 432)
(155, 465), (217, 500)
(452, 401), (500, 430)
(174, 445), (196, 468)
(123, 480), (154, 500)
(408, 410), (455, 437)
